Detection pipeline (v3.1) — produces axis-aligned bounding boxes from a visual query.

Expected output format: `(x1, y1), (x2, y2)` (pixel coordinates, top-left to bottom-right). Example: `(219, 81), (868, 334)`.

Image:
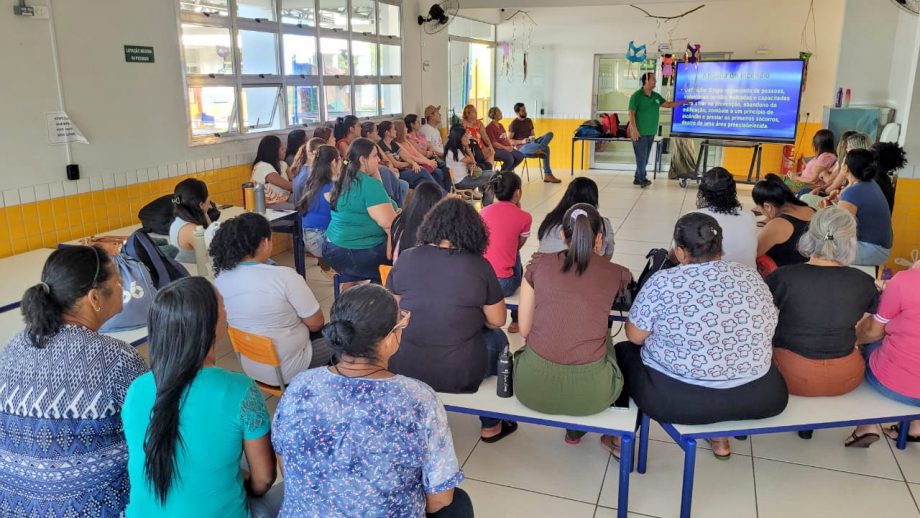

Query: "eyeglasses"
(389, 308), (411, 335)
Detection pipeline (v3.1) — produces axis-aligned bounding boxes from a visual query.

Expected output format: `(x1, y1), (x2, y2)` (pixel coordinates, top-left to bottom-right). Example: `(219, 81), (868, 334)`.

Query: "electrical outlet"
(33, 5), (49, 18)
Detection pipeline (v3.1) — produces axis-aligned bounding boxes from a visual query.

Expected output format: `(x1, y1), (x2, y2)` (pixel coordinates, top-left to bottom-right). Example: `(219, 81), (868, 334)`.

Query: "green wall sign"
(124, 45), (155, 63)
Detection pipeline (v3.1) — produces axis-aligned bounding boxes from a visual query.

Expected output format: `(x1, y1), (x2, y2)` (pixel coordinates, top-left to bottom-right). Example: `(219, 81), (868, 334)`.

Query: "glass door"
(449, 40), (495, 122)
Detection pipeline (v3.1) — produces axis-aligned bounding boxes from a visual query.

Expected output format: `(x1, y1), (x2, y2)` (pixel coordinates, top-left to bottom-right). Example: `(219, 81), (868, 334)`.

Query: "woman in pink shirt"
(848, 262), (920, 447)
(785, 129), (836, 193)
(479, 172), (531, 333)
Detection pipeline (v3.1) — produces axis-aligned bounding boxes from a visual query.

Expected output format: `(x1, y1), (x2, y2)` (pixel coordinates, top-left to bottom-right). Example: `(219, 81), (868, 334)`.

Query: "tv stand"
(693, 140), (764, 186)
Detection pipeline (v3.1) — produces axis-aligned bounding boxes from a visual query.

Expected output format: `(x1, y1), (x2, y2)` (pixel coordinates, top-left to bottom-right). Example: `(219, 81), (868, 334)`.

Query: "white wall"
(495, 0), (846, 121)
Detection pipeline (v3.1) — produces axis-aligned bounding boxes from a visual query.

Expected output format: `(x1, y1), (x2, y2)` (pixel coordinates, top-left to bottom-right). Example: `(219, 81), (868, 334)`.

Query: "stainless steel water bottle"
(497, 345), (513, 398)
(253, 183), (267, 214)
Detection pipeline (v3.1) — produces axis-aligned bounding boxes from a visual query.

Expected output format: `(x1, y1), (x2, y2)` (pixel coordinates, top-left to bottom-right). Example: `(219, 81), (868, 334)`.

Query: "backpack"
(575, 120), (604, 138)
(633, 248), (676, 297)
(600, 113), (621, 138)
(139, 195), (222, 236)
(123, 230), (190, 289)
(99, 253), (156, 332)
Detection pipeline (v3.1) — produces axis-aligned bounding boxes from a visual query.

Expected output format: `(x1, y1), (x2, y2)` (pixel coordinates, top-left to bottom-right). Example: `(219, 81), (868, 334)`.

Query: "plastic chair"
(333, 273), (375, 298)
(379, 264), (392, 286)
(228, 327), (286, 397)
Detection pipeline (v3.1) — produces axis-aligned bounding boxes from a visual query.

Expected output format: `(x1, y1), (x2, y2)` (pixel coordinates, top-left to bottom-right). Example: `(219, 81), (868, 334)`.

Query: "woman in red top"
(461, 104), (495, 166)
(486, 107), (524, 172)
(334, 115), (360, 157)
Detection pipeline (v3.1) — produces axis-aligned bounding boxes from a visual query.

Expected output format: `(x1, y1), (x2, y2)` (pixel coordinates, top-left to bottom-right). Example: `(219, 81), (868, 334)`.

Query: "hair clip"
(570, 208), (589, 221)
(36, 282), (50, 294)
(824, 232), (835, 241)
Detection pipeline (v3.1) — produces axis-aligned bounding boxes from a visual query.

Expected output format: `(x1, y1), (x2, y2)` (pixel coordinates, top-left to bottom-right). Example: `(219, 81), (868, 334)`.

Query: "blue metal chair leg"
(898, 420), (910, 450)
(637, 413), (650, 474)
(617, 433), (634, 518)
(679, 438), (697, 518)
(333, 274), (341, 299)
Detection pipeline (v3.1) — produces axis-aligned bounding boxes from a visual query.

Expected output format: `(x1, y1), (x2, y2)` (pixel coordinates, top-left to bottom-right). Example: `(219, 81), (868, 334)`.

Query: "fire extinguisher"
(779, 145), (795, 176)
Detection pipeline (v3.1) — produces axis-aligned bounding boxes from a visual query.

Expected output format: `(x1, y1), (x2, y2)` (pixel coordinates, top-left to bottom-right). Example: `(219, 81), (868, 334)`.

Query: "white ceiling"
(457, 0), (742, 9)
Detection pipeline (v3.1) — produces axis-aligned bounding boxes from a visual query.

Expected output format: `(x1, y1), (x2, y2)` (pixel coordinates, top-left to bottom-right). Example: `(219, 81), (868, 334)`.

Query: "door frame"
(590, 54), (655, 170)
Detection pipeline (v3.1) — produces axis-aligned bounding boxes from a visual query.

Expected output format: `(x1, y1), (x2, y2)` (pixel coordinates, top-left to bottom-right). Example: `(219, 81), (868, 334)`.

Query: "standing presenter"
(629, 72), (696, 188)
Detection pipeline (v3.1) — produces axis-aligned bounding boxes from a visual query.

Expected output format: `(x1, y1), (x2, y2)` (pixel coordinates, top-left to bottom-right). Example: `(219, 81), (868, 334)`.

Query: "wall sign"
(124, 45), (155, 63)
(46, 111), (88, 144)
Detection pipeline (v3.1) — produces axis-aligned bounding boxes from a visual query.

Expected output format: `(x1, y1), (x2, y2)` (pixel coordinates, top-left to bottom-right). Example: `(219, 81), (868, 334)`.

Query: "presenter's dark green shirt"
(628, 89), (666, 136)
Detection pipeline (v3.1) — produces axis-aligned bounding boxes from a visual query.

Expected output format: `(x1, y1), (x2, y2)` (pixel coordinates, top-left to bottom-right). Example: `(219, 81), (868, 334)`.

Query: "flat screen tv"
(670, 59), (806, 143)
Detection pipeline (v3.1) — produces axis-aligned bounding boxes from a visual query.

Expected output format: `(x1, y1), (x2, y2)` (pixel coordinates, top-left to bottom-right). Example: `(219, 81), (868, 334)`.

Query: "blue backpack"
(123, 230), (190, 290)
(100, 254), (156, 332)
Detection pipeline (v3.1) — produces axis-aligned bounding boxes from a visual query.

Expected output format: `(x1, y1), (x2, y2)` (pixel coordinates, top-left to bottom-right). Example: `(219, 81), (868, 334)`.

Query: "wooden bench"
(438, 377), (638, 518)
(635, 382), (920, 518)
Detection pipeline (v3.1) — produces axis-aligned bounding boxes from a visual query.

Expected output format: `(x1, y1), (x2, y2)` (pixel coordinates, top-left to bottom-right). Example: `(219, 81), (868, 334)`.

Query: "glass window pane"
(318, 0), (348, 31)
(352, 41), (377, 76)
(287, 86), (321, 124)
(188, 86), (236, 136)
(355, 84), (378, 117)
(239, 30), (278, 75)
(242, 86), (282, 131)
(180, 0), (229, 17)
(283, 34), (318, 75)
(281, 0), (315, 26)
(351, 0), (376, 35)
(448, 17), (495, 40)
(237, 0), (275, 20)
(380, 44), (400, 76)
(320, 38), (350, 76)
(324, 85), (352, 120)
(182, 24), (233, 75)
(381, 84), (402, 115)
(378, 3), (400, 37)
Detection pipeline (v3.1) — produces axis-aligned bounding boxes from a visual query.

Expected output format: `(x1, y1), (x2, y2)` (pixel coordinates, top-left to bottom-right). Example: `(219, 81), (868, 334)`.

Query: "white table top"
(668, 382), (920, 438)
(0, 310), (148, 351)
(438, 377), (638, 434)
(0, 249), (56, 311)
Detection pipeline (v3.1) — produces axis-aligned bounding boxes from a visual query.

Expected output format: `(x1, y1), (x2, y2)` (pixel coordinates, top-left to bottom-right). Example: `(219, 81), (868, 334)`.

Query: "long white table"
(0, 249), (56, 313)
(0, 309), (148, 351)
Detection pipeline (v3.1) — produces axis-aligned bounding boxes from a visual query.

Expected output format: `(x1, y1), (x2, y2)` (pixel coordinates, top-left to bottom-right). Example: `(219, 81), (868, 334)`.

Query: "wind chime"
(500, 10), (536, 83)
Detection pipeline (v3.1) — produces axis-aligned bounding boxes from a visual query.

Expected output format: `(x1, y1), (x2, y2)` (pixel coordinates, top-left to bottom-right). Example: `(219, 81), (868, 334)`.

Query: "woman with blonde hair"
(461, 104), (495, 166)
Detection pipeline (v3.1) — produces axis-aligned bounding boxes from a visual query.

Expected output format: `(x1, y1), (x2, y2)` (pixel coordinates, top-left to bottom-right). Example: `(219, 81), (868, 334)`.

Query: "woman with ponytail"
(334, 115), (360, 157)
(0, 246), (146, 516)
(168, 178), (212, 264)
(479, 171), (530, 333)
(618, 213), (787, 460)
(272, 285), (472, 517)
(298, 144), (342, 257)
(753, 173), (815, 268)
(122, 277), (281, 517)
(514, 204), (631, 447)
(836, 148), (893, 265)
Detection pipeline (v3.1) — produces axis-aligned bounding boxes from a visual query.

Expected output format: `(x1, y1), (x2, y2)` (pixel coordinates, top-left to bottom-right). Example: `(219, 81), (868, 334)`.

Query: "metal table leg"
(617, 433), (635, 518)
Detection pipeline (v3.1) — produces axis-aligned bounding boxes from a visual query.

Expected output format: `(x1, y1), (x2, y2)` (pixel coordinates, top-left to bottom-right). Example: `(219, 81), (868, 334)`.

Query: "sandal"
(600, 435), (621, 462)
(705, 439), (731, 460)
(885, 424), (920, 442)
(480, 421), (518, 444)
(844, 430), (880, 448)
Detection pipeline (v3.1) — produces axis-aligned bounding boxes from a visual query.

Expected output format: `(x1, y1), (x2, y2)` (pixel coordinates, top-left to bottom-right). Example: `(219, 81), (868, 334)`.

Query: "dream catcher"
(630, 4), (705, 97)
(502, 10), (536, 83)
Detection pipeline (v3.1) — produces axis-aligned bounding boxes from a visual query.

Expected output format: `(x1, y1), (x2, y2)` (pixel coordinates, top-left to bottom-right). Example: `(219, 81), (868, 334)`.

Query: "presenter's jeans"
(632, 135), (655, 183)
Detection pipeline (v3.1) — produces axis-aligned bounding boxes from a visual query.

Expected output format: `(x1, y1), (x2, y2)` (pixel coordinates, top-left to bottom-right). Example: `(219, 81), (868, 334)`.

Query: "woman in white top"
(537, 177), (615, 258)
(252, 135), (293, 208)
(443, 125), (494, 204)
(692, 167), (757, 268)
(211, 212), (331, 386)
(169, 178), (212, 264)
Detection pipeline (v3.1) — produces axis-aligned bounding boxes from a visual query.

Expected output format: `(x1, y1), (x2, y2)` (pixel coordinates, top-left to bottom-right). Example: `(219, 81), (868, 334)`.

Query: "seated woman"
(692, 167), (756, 268)
(871, 141), (906, 212)
(395, 120), (452, 193)
(388, 181), (443, 262)
(313, 125), (335, 146)
(835, 148), (893, 266)
(272, 285), (472, 517)
(360, 121), (410, 207)
(444, 124), (495, 202)
(387, 198), (515, 443)
(538, 178), (616, 257)
(290, 137), (327, 205)
(297, 145), (340, 258)
(461, 104), (495, 166)
(323, 138), (398, 284)
(481, 172), (530, 333)
(753, 174), (815, 270)
(404, 113), (438, 161)
(486, 107), (524, 172)
(618, 213), (788, 459)
(211, 212), (331, 384)
(334, 115), (360, 158)
(516, 204), (630, 448)
(767, 207), (878, 401)
(377, 120), (444, 194)
(784, 129), (836, 193)
(0, 246), (147, 516)
(169, 178), (212, 264)
(285, 128), (307, 168)
(123, 277), (280, 517)
(252, 135), (293, 208)
(849, 262), (920, 447)
(800, 131), (868, 209)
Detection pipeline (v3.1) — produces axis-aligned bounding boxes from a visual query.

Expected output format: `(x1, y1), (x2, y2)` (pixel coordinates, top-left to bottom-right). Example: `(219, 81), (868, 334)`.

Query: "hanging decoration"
(626, 40), (648, 79)
(629, 4), (705, 98)
(799, 0), (817, 93)
(501, 9), (536, 83)
(499, 41), (511, 77)
(660, 54), (676, 86)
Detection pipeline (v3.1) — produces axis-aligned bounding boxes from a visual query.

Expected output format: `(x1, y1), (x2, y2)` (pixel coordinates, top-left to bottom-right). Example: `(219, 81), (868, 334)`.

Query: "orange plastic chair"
(227, 327), (286, 397)
(379, 264), (392, 286)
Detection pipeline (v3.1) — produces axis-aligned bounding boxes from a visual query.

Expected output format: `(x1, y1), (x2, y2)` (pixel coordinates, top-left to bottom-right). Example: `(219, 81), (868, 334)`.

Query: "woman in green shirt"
(122, 277), (282, 517)
(323, 138), (399, 284)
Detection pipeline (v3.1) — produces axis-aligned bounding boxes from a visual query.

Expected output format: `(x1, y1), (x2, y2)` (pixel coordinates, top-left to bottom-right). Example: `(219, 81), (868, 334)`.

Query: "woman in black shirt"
(754, 174), (815, 271)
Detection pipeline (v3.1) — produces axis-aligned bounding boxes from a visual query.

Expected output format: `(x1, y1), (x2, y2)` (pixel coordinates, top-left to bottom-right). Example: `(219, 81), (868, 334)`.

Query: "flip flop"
(705, 439), (731, 460)
(885, 425), (920, 442)
(480, 421), (518, 444)
(844, 431), (880, 448)
(600, 435), (621, 462)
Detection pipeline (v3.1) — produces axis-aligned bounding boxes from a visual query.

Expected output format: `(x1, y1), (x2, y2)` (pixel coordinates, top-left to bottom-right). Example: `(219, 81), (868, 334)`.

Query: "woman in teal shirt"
(323, 137), (398, 284)
(122, 277), (282, 517)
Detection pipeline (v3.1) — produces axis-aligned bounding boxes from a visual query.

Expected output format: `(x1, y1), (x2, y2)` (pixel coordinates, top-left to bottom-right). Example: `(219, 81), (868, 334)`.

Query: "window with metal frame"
(178, 0), (403, 144)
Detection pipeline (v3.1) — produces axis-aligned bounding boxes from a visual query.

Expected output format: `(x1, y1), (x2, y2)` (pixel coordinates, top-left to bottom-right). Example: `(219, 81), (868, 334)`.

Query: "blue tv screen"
(670, 59), (805, 143)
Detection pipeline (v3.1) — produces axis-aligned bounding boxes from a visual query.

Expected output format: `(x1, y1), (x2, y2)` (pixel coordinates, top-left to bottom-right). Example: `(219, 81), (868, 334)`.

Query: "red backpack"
(601, 113), (619, 137)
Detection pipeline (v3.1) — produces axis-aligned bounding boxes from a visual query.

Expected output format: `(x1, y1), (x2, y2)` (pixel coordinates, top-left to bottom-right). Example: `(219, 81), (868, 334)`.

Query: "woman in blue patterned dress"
(0, 246), (148, 517)
(272, 284), (472, 518)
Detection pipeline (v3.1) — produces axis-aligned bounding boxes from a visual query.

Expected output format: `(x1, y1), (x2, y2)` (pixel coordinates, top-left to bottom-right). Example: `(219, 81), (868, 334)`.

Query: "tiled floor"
(142, 170), (920, 518)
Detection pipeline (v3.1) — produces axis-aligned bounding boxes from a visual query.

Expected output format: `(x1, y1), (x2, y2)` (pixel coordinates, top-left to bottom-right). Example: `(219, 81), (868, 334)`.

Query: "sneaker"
(633, 179), (652, 188)
(543, 175), (562, 184)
